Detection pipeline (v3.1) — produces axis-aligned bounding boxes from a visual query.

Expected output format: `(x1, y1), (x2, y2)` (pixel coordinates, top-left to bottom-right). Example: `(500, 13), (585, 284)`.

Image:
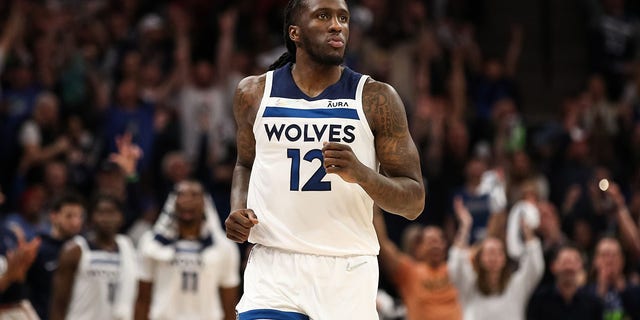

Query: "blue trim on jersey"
(263, 106), (359, 120)
(238, 309), (310, 320)
(155, 233), (215, 251)
(154, 233), (174, 246)
(175, 247), (200, 253)
(200, 234), (214, 250)
(270, 62), (362, 101)
(89, 258), (120, 265)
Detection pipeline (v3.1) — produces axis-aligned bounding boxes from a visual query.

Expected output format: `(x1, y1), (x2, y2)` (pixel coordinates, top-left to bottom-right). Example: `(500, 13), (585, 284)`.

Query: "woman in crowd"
(448, 197), (544, 320)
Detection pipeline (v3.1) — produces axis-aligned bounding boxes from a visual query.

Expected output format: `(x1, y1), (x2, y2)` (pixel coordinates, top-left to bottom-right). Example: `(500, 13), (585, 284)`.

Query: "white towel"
(113, 235), (138, 320)
(506, 200), (540, 258)
(476, 169), (507, 214)
(141, 192), (224, 262)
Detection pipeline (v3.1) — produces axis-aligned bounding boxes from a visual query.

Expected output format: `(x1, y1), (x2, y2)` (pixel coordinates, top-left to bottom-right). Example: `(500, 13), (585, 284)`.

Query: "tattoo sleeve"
(361, 79), (425, 219)
(230, 76), (264, 212)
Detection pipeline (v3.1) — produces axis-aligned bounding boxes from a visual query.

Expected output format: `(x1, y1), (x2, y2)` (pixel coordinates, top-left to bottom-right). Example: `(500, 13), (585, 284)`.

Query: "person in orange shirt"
(374, 207), (462, 320)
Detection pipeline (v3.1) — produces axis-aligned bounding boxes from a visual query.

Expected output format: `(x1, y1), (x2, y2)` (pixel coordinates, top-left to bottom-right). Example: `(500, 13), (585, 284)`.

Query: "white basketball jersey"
(247, 63), (380, 256)
(66, 235), (137, 320)
(138, 233), (240, 320)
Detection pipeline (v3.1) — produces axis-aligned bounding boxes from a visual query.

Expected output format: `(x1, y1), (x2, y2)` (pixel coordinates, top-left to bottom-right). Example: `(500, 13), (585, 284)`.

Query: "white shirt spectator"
(448, 239), (544, 320)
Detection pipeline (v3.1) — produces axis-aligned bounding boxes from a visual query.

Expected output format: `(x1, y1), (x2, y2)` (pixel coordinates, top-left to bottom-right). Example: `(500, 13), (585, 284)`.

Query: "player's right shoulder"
(236, 74), (267, 99)
(59, 241), (82, 266)
(233, 74), (267, 113)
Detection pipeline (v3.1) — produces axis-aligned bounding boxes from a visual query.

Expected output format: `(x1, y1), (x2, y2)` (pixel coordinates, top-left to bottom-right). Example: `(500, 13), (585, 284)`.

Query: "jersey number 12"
(287, 148), (331, 191)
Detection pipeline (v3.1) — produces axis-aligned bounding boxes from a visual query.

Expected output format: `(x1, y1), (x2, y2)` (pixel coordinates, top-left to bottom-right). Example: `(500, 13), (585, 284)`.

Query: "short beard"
(300, 34), (344, 66)
(176, 215), (199, 227)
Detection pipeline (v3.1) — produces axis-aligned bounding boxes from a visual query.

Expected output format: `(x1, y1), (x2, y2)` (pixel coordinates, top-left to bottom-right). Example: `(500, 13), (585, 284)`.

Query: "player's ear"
(289, 25), (300, 42)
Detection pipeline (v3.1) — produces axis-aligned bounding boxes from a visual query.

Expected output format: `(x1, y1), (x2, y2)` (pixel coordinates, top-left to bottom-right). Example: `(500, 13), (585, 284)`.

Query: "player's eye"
(339, 15), (349, 23)
(318, 13), (328, 19)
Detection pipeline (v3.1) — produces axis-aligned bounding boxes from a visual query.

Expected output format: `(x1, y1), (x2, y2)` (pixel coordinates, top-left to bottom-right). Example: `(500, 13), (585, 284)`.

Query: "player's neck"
(291, 57), (343, 98)
(89, 232), (117, 251)
(51, 227), (71, 241)
(178, 221), (202, 240)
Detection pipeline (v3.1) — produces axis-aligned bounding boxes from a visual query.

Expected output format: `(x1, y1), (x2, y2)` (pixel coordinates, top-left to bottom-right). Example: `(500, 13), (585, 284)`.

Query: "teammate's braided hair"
(268, 0), (307, 71)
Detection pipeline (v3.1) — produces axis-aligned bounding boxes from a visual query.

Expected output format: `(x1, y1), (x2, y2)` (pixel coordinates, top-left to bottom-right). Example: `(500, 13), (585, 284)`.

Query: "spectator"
(582, 74), (619, 137)
(448, 197), (544, 320)
(599, 180), (640, 262)
(158, 151), (192, 204)
(16, 92), (70, 186)
(468, 25), (523, 142)
(63, 115), (96, 192)
(491, 98), (526, 163)
(96, 133), (148, 233)
(506, 181), (541, 259)
(527, 245), (603, 320)
(447, 157), (507, 244)
(0, 225), (40, 319)
(174, 8), (237, 175)
(0, 0), (26, 191)
(506, 150), (549, 205)
(26, 192), (85, 320)
(42, 161), (71, 205)
(586, 237), (640, 319)
(374, 207), (463, 320)
(50, 194), (138, 320)
(587, 0), (638, 101)
(102, 78), (155, 174)
(535, 201), (571, 286)
(4, 184), (48, 241)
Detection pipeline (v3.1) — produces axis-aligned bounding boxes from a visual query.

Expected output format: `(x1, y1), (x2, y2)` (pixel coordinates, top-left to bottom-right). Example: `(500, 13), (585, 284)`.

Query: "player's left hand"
(321, 142), (367, 183)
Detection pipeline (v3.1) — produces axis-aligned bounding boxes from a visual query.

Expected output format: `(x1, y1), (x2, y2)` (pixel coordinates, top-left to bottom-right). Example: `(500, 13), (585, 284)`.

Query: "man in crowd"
(27, 192), (84, 319)
(527, 245), (603, 320)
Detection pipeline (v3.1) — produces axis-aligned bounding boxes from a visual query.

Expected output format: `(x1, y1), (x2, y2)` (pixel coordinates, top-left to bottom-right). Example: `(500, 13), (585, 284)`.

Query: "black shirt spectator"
(26, 231), (66, 319)
(527, 285), (604, 320)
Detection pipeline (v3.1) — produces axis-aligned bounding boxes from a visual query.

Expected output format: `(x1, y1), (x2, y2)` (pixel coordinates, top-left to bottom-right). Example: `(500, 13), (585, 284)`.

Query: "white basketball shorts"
(236, 245), (379, 320)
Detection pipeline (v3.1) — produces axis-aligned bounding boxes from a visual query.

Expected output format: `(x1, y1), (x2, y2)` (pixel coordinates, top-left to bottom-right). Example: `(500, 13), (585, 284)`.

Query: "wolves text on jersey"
(264, 123), (356, 143)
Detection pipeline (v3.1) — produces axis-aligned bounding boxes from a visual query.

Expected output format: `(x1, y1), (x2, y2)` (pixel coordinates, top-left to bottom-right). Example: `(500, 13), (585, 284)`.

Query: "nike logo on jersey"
(346, 260), (368, 272)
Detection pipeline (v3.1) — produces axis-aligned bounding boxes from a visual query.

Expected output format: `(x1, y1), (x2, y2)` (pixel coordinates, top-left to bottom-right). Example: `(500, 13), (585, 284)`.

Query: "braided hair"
(268, 0), (307, 71)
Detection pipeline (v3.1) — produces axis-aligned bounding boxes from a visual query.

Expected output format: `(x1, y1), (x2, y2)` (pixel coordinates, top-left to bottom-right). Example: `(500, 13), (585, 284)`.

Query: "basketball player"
(50, 194), (138, 320)
(27, 192), (85, 320)
(224, 0), (425, 318)
(134, 180), (239, 320)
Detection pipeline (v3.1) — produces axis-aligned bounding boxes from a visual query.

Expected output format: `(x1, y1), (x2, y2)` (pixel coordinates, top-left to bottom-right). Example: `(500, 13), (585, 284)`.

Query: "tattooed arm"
(225, 75), (264, 243)
(322, 79), (425, 219)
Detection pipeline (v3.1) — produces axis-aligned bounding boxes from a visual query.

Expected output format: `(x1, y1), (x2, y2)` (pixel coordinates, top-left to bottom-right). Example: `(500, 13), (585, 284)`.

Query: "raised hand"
(6, 224), (41, 282)
(604, 182), (625, 210)
(218, 9), (238, 35)
(520, 216), (535, 242)
(109, 132), (142, 177)
(452, 196), (473, 247)
(453, 196), (472, 228)
(168, 4), (190, 35)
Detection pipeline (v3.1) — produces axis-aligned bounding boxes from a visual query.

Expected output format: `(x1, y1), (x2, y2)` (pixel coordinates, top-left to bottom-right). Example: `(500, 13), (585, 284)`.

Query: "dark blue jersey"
(26, 232), (67, 320)
(452, 188), (492, 244)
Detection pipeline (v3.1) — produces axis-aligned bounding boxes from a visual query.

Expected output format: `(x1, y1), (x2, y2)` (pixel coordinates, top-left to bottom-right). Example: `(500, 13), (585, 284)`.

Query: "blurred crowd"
(0, 0), (639, 319)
